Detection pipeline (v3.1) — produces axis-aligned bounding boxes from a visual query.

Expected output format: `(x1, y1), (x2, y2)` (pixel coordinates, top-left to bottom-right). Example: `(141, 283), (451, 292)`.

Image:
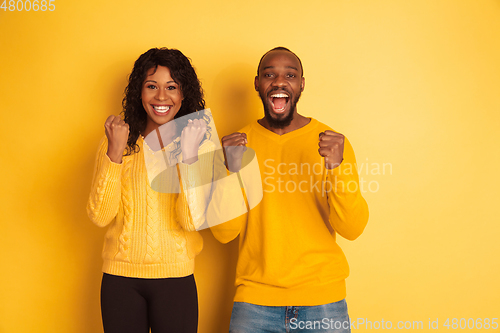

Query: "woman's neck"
(143, 120), (177, 149)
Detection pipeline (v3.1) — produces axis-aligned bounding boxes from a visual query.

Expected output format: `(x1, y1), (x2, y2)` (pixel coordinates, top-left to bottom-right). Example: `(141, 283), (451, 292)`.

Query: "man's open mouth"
(269, 93), (290, 113)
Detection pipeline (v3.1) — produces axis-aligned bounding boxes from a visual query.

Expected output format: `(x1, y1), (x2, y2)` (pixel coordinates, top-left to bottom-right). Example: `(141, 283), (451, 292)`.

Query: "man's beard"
(259, 90), (301, 129)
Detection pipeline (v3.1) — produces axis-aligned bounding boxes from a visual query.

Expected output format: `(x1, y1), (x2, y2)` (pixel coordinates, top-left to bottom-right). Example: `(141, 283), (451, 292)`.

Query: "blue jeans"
(229, 299), (351, 333)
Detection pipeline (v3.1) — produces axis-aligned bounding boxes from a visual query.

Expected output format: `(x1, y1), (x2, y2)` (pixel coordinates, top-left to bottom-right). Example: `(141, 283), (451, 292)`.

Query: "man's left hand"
(318, 130), (344, 169)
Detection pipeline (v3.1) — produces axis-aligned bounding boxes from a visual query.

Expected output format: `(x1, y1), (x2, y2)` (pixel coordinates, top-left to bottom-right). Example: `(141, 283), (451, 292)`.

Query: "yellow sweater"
(87, 136), (214, 278)
(210, 119), (369, 306)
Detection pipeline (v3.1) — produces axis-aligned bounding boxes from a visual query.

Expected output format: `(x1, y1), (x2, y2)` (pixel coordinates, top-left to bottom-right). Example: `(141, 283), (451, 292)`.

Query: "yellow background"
(1, 0), (499, 332)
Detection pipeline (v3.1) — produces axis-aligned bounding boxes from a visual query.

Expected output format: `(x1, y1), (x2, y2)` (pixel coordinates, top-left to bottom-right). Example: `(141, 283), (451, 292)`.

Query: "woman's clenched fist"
(105, 115), (129, 164)
(181, 118), (207, 164)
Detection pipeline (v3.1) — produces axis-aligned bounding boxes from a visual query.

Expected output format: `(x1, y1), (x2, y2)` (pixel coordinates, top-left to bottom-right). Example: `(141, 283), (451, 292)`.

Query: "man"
(211, 47), (369, 333)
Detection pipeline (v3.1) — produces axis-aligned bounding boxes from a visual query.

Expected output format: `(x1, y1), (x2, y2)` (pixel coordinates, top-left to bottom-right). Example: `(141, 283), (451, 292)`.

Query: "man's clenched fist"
(221, 132), (247, 172)
(318, 130), (344, 169)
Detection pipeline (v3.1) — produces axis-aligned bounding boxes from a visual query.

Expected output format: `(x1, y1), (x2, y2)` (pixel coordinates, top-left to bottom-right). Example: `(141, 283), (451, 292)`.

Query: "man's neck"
(258, 112), (311, 136)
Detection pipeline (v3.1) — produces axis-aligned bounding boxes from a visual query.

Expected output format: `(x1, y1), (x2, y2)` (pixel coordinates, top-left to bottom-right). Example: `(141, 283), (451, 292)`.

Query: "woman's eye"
(147, 85), (157, 89)
(167, 86), (177, 90)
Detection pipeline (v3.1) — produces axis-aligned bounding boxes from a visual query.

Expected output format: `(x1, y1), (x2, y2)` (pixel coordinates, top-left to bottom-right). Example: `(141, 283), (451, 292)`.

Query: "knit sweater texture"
(87, 136), (214, 278)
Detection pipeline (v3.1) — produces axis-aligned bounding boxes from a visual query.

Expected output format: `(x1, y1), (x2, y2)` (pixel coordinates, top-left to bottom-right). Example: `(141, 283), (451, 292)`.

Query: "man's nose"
(271, 74), (287, 87)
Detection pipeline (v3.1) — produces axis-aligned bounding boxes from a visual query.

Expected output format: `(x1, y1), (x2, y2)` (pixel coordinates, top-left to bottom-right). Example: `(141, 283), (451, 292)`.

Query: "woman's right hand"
(104, 115), (129, 164)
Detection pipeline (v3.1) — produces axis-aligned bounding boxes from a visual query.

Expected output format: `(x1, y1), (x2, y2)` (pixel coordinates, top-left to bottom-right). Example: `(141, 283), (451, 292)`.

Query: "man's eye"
(287, 74), (296, 78)
(264, 73), (273, 78)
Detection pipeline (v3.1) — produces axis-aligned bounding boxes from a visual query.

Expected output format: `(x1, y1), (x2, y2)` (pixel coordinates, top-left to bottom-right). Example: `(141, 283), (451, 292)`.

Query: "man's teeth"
(270, 93), (288, 112)
(153, 105), (170, 113)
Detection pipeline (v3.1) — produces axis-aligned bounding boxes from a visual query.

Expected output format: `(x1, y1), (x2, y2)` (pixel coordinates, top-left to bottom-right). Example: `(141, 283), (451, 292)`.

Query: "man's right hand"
(104, 115), (129, 164)
(221, 132), (247, 172)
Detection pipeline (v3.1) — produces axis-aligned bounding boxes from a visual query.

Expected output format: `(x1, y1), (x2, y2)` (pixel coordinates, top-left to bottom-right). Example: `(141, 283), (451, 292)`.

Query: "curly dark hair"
(122, 47), (209, 155)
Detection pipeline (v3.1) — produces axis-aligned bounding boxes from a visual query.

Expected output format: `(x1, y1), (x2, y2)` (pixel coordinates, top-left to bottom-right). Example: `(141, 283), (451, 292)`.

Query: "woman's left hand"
(181, 118), (207, 164)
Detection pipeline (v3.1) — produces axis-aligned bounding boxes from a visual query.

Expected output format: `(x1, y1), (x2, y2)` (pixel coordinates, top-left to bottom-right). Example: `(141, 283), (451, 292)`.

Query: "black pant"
(101, 273), (198, 333)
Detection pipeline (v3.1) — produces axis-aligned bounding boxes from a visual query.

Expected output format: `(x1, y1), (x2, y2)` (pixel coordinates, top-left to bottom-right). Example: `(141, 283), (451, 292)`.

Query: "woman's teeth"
(153, 105), (170, 113)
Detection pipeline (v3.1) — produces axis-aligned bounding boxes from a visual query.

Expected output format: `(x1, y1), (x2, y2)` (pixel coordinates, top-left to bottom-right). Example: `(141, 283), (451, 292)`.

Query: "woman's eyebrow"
(144, 80), (177, 84)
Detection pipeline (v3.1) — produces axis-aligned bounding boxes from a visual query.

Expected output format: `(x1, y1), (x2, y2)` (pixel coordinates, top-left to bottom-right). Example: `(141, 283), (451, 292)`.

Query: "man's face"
(255, 50), (305, 129)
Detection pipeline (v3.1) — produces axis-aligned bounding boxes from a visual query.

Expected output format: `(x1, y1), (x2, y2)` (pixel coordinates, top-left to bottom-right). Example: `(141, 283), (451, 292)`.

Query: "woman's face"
(141, 65), (183, 135)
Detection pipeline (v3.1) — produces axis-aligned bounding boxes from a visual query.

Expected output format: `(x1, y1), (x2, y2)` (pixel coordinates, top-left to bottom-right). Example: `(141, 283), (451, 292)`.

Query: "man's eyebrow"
(261, 65), (299, 71)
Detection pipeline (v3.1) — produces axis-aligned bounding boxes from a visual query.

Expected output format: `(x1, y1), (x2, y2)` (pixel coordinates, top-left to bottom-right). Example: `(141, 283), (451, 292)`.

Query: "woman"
(87, 47), (213, 333)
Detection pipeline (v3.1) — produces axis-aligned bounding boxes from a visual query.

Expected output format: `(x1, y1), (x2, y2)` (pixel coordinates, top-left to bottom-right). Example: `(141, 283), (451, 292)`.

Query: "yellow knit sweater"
(87, 136), (214, 278)
(210, 119), (369, 306)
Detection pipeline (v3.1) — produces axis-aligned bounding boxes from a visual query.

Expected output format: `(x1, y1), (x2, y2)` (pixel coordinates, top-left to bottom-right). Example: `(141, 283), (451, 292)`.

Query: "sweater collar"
(251, 118), (318, 142)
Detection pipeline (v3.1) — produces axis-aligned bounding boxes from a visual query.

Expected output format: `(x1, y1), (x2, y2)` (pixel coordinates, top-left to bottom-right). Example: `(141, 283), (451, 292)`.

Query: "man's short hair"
(256, 47), (304, 77)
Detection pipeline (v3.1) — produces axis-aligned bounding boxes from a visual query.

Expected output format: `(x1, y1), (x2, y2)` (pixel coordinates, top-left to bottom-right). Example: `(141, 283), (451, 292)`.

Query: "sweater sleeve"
(176, 140), (216, 231)
(325, 137), (369, 240)
(86, 137), (123, 227)
(207, 149), (252, 244)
